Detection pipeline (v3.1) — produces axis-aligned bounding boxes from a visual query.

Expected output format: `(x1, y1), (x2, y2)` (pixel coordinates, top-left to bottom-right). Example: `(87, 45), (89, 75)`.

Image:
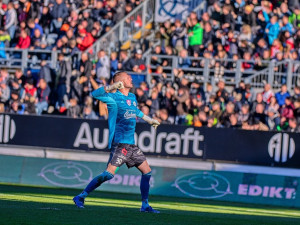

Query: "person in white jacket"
(96, 49), (110, 80)
(4, 2), (17, 39)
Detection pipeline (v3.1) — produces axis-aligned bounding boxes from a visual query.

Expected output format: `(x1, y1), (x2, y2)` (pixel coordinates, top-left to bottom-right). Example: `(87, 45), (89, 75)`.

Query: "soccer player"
(73, 72), (160, 213)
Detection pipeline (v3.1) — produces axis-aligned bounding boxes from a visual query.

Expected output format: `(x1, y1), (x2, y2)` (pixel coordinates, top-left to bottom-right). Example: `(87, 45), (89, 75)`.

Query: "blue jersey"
(92, 87), (144, 148)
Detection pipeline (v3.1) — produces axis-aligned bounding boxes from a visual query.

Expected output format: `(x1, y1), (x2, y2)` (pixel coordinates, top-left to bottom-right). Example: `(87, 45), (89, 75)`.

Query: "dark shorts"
(108, 143), (147, 168)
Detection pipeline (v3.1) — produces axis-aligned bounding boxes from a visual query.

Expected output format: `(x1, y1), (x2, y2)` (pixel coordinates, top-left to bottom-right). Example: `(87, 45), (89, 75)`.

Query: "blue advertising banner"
(0, 155), (299, 208)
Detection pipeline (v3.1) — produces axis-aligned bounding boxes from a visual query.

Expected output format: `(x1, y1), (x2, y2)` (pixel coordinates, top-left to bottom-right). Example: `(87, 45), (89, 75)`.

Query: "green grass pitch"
(0, 183), (299, 225)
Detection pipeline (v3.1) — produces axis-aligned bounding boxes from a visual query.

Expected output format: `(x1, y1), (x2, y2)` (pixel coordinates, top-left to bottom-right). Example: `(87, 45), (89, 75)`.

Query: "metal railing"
(1, 48), (299, 92)
(84, 0), (155, 58)
(145, 54), (300, 90)
(0, 48), (81, 72)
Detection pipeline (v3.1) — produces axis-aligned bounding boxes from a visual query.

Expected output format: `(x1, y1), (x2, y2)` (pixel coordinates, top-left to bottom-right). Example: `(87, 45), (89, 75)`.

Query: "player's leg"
(73, 163), (117, 208)
(73, 144), (124, 208)
(136, 159), (160, 213)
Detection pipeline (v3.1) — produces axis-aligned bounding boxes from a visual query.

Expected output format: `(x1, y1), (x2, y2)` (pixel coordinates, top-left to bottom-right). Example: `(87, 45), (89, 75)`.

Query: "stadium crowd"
(0, 0), (300, 133)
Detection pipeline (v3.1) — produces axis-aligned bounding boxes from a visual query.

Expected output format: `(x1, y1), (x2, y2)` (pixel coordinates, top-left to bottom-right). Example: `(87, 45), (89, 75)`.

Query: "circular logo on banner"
(173, 172), (232, 199)
(268, 133), (295, 163)
(38, 161), (93, 187)
(158, 0), (189, 18)
(0, 115), (16, 143)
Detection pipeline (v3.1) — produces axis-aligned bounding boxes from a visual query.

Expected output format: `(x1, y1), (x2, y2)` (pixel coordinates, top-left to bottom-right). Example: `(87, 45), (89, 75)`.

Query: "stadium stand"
(0, 0), (299, 133)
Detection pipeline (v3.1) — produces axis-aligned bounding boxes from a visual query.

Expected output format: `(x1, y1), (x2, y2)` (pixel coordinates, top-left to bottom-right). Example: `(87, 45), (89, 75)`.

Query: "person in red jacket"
(15, 29), (31, 49)
(76, 29), (94, 51)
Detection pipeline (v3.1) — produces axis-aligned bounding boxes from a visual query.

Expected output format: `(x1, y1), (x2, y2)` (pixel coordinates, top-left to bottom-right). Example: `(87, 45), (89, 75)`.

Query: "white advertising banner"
(155, 0), (205, 22)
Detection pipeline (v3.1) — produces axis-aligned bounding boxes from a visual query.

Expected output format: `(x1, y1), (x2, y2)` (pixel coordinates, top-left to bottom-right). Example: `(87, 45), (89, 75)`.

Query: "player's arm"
(91, 87), (116, 107)
(134, 97), (160, 129)
(91, 81), (124, 104)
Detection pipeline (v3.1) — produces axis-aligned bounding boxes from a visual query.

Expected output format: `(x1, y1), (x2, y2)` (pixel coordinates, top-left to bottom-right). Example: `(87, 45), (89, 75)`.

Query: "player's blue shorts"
(108, 143), (147, 168)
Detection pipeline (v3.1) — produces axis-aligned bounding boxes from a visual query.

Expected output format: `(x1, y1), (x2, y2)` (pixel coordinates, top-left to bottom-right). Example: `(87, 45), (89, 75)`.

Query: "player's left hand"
(151, 119), (160, 129)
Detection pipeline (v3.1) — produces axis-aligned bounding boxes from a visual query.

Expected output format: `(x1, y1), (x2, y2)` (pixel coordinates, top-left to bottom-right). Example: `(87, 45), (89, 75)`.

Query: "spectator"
(83, 105), (98, 120)
(27, 18), (43, 38)
(4, 2), (17, 39)
(261, 83), (274, 104)
(187, 17), (203, 55)
(252, 103), (268, 127)
(172, 19), (187, 53)
(154, 108), (172, 124)
(15, 29), (30, 49)
(39, 61), (53, 88)
(266, 96), (280, 130)
(57, 53), (72, 106)
(0, 81), (10, 104)
(287, 117), (300, 132)
(76, 28), (94, 51)
(280, 15), (295, 34)
(128, 49), (145, 72)
(8, 100), (24, 114)
(178, 49), (191, 68)
(36, 79), (50, 115)
(275, 84), (290, 107)
(118, 50), (131, 71)
(220, 101), (235, 127)
(40, 6), (51, 34)
(280, 96), (295, 120)
(110, 51), (118, 77)
(135, 87), (147, 105)
(264, 13), (280, 45)
(50, 0), (69, 33)
(202, 23), (214, 48)
(96, 49), (110, 80)
(174, 87), (189, 124)
(216, 80), (229, 103)
(67, 98), (81, 118)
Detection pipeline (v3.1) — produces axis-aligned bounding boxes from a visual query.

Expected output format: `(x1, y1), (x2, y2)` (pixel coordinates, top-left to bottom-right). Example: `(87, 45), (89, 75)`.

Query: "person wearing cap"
(4, 2), (17, 39)
(76, 28), (94, 51)
(127, 49), (146, 72)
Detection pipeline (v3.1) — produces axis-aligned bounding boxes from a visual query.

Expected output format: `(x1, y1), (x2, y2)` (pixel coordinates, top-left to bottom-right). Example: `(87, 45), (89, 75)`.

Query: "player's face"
(123, 74), (133, 88)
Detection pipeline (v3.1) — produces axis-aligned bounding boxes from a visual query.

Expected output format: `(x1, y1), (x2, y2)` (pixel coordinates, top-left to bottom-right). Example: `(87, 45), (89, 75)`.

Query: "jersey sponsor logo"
(268, 133), (295, 163)
(124, 110), (136, 119)
(122, 148), (128, 156)
(126, 100), (131, 106)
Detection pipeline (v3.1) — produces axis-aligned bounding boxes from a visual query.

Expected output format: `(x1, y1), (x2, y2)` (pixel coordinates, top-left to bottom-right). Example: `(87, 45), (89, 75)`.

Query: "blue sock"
(82, 171), (114, 196)
(140, 171), (151, 208)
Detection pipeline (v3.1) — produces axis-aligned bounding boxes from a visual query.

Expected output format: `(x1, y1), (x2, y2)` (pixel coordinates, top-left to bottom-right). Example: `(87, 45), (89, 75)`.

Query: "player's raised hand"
(115, 81), (124, 89)
(105, 81), (124, 92)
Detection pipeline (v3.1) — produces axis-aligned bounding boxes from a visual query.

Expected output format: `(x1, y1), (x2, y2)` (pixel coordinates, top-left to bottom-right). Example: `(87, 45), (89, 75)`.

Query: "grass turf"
(0, 183), (299, 225)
